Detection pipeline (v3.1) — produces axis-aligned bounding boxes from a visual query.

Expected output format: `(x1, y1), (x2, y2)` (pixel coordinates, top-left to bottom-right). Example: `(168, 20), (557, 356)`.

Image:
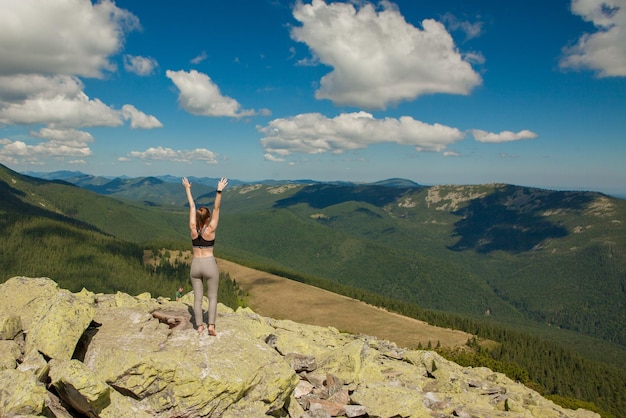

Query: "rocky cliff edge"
(0, 276), (598, 418)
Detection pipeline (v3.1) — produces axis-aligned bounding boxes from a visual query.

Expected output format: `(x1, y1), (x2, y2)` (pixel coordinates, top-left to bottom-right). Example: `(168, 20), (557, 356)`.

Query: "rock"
(351, 383), (431, 417)
(17, 351), (49, 382)
(0, 277), (601, 418)
(285, 352), (318, 372)
(0, 369), (47, 416)
(151, 308), (193, 330)
(48, 358), (111, 417)
(0, 315), (22, 340)
(0, 340), (21, 370)
(26, 289), (95, 360)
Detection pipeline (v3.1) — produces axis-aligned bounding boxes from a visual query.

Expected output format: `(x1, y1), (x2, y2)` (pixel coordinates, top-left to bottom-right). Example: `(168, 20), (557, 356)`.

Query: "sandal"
(208, 325), (217, 336)
(197, 324), (206, 334)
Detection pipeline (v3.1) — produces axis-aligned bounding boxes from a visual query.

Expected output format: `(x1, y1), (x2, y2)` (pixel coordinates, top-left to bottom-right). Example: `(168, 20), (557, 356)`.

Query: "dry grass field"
(144, 249), (472, 349)
(216, 258), (472, 349)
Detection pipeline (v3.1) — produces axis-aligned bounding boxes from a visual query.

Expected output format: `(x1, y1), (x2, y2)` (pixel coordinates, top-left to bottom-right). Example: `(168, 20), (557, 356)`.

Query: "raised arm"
(182, 177), (196, 233)
(208, 177), (228, 230)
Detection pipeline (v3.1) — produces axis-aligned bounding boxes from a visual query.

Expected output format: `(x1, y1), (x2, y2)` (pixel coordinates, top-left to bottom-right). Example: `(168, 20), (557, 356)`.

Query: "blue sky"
(1, 0), (625, 195)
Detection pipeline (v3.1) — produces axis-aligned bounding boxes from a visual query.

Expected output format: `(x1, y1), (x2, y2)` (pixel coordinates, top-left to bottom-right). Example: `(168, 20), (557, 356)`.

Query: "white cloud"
(166, 69), (257, 118)
(0, 88), (123, 128)
(0, 74), (162, 129)
(441, 13), (484, 41)
(32, 127), (94, 143)
(0, 74), (84, 102)
(264, 153), (286, 162)
(125, 146), (219, 164)
(0, 127), (94, 165)
(258, 111), (464, 159)
(472, 129), (538, 143)
(124, 55), (158, 76)
(191, 51), (208, 64)
(0, 2), (160, 139)
(560, 0), (626, 77)
(0, 0), (139, 78)
(290, 0), (481, 109)
(121, 104), (163, 129)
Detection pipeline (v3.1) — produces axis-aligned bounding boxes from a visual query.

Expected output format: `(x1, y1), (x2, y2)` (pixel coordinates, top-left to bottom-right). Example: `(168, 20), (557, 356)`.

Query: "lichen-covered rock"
(17, 351), (49, 382)
(0, 277), (59, 329)
(0, 277), (601, 418)
(49, 358), (111, 417)
(0, 369), (47, 416)
(0, 315), (22, 340)
(351, 383), (432, 417)
(0, 340), (21, 370)
(25, 289), (95, 360)
(81, 303), (298, 417)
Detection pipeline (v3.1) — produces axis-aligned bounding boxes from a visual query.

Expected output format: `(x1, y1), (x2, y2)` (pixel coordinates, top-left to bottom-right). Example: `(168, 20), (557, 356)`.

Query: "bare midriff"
(193, 247), (215, 258)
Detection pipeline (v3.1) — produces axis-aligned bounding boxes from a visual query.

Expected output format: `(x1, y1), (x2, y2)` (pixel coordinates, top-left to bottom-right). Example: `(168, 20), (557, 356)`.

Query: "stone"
(0, 315), (22, 340)
(0, 277), (602, 418)
(151, 308), (193, 330)
(0, 340), (21, 370)
(285, 352), (318, 372)
(0, 369), (47, 416)
(351, 383), (432, 417)
(48, 358), (111, 417)
(25, 289), (95, 360)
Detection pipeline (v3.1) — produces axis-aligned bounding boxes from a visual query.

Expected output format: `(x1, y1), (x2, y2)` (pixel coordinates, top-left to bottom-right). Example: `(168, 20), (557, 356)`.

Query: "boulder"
(25, 289), (95, 360)
(0, 369), (47, 416)
(0, 277), (601, 418)
(48, 358), (111, 417)
(0, 340), (21, 370)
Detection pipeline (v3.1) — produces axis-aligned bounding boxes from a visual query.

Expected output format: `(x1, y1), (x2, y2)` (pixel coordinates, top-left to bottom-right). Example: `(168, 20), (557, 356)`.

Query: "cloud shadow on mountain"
(273, 183), (415, 209)
(447, 185), (597, 254)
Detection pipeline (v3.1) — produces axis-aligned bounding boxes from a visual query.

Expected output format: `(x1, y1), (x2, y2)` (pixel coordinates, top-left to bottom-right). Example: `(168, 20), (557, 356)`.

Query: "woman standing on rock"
(182, 176), (228, 336)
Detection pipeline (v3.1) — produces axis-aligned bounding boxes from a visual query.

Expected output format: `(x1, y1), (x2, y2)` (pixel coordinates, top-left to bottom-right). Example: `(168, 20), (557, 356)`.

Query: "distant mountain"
(369, 178), (422, 188)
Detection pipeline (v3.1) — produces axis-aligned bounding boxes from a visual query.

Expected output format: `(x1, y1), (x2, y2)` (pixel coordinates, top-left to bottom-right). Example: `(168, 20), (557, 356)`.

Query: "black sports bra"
(192, 226), (215, 248)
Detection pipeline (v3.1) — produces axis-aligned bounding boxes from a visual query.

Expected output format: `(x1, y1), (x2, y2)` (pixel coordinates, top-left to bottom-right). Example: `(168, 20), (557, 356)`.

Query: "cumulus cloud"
(290, 0), (481, 108)
(0, 0), (160, 167)
(124, 146), (219, 164)
(560, 0), (626, 76)
(121, 105), (163, 129)
(124, 55), (158, 76)
(166, 69), (258, 118)
(0, 74), (84, 102)
(258, 111), (464, 159)
(264, 153), (286, 162)
(32, 127), (94, 143)
(0, 88), (123, 129)
(0, 0), (139, 78)
(471, 129), (538, 143)
(0, 127), (93, 165)
(0, 73), (162, 129)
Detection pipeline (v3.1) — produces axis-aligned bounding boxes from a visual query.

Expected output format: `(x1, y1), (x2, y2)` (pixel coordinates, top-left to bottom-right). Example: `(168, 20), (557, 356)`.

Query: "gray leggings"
(190, 256), (219, 326)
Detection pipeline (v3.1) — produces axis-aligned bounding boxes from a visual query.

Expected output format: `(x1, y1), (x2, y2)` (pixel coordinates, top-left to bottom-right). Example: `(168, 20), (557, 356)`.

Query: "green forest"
(1, 164), (625, 416)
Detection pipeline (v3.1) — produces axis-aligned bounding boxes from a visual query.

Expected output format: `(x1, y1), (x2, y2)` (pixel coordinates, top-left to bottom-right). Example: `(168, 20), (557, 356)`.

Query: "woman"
(182, 176), (228, 335)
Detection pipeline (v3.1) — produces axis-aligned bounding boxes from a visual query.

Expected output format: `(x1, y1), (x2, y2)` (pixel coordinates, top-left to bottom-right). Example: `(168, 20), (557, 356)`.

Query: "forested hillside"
(216, 183), (626, 346)
(0, 165), (239, 307)
(5, 164), (626, 416)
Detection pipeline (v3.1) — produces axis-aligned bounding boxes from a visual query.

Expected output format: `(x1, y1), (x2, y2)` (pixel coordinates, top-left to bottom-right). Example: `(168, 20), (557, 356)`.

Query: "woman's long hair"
(196, 206), (211, 229)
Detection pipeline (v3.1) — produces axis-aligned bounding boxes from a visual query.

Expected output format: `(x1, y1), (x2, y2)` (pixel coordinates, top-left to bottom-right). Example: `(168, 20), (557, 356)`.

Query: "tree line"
(221, 254), (626, 418)
(1, 215), (623, 416)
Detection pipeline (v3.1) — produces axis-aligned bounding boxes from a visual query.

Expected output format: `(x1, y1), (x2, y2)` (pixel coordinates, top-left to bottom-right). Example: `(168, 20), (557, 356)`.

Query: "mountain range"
(5, 165), (626, 367)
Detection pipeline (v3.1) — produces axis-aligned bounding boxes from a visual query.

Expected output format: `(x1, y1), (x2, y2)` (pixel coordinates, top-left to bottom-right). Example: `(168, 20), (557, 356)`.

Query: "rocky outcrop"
(0, 276), (599, 418)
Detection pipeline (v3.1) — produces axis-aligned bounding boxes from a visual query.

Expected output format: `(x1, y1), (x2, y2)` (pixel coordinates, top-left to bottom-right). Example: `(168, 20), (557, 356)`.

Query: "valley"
(3, 164), (625, 416)
(216, 258), (473, 349)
